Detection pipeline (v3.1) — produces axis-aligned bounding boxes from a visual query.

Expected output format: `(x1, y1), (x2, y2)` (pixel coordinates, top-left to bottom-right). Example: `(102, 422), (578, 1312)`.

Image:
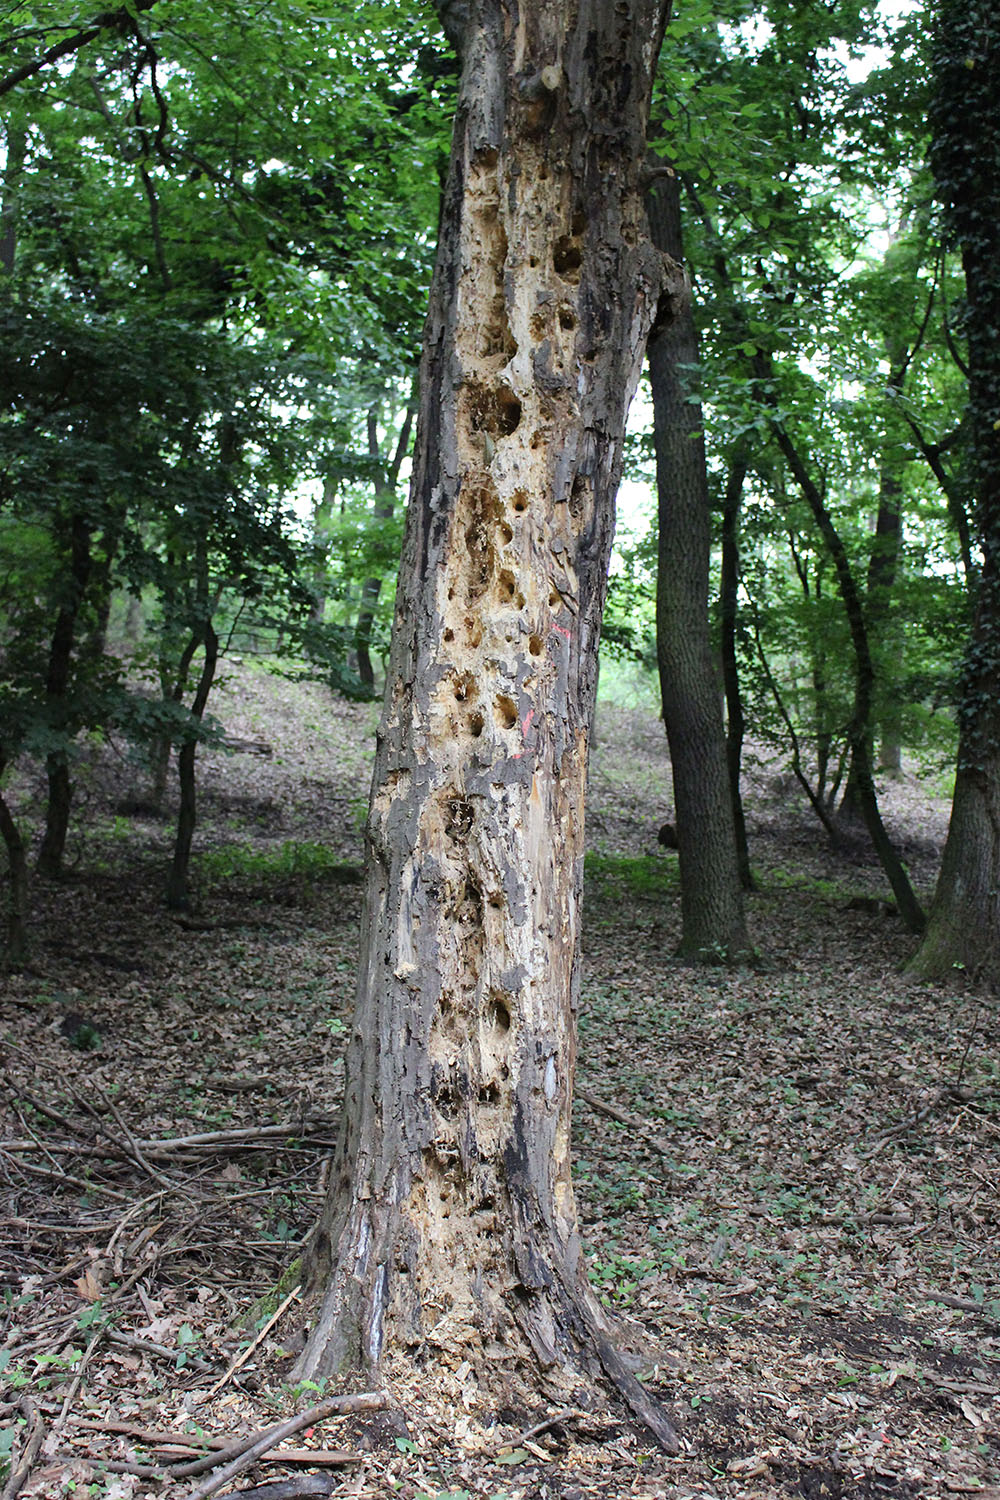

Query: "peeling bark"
(300, 0), (677, 1450)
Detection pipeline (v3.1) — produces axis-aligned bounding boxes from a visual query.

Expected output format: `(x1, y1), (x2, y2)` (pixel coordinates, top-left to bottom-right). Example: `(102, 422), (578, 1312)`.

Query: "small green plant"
(76, 1300), (106, 1331)
(175, 1323), (200, 1368)
(588, 1250), (657, 1305)
(285, 1375), (329, 1399)
(0, 1420), (19, 1482)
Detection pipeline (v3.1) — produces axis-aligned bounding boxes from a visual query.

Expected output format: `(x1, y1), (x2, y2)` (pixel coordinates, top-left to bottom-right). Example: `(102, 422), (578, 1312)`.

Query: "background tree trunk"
(36, 510), (92, 880)
(298, 0), (678, 1449)
(0, 121), (26, 274)
(720, 450), (754, 888)
(0, 781), (29, 968)
(165, 621), (218, 911)
(910, 0), (1000, 983)
(647, 167), (751, 959)
(354, 403), (414, 694)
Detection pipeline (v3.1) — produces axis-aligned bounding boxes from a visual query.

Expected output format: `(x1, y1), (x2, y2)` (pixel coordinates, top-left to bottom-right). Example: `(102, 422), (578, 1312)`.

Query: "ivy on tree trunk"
(910, 0), (1000, 984)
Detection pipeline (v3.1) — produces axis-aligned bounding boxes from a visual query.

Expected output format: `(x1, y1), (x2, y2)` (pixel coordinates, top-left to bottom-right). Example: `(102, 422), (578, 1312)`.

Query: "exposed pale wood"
(298, 0), (679, 1454)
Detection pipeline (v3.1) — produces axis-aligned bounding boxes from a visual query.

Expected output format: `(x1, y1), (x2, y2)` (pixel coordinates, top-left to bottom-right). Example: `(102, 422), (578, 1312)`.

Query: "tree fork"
(299, 0), (679, 1450)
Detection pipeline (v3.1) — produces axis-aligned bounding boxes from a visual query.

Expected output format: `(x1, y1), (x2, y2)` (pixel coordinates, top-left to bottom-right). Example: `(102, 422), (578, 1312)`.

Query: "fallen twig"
(137, 1121), (337, 1154)
(58, 1444), (360, 1480)
(90, 1081), (178, 1190)
(514, 1405), (589, 1445)
(54, 1321), (112, 1432)
(71, 1417), (357, 1467)
(205, 1284), (301, 1399)
(0, 1147), (130, 1198)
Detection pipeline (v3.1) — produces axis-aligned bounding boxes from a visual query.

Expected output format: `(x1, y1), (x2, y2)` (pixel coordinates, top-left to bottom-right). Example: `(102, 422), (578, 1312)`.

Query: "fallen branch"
(1, 1119), (337, 1162)
(55, 1322), (112, 1431)
(182, 1392), (390, 1500)
(215, 1478), (335, 1500)
(0, 1146), (128, 1198)
(107, 1328), (213, 1373)
(91, 1081), (178, 1190)
(575, 1087), (676, 1161)
(924, 1289), (996, 1315)
(59, 1445), (360, 1480)
(1, 1398), (46, 1500)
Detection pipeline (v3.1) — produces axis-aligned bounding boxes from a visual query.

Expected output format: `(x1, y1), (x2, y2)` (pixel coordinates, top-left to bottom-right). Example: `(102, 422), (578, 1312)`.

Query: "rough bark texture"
(299, 0), (677, 1448)
(910, 0), (1000, 983)
(647, 169), (750, 958)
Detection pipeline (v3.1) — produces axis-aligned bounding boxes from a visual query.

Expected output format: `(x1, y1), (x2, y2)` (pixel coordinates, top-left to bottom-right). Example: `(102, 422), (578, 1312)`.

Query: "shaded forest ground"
(2, 663), (998, 1500)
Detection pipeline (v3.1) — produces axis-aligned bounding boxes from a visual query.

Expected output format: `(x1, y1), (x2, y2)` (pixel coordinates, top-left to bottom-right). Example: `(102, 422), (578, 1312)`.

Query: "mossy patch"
(242, 1256), (302, 1329)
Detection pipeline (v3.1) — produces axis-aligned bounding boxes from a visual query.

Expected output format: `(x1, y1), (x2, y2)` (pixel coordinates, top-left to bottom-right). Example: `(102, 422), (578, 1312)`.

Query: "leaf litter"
(1, 666), (998, 1499)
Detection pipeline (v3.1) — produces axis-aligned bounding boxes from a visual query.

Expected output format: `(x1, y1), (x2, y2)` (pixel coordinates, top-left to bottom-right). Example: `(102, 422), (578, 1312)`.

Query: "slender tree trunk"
(910, 0), (1000, 983)
(768, 418), (925, 931)
(646, 168), (750, 958)
(839, 366), (906, 819)
(165, 621), (218, 911)
(151, 625), (199, 811)
(355, 404), (415, 693)
(871, 465), (904, 778)
(0, 121), (26, 274)
(0, 778), (29, 968)
(720, 451), (753, 888)
(298, 0), (678, 1449)
(310, 476), (338, 624)
(902, 410), (975, 584)
(37, 511), (92, 879)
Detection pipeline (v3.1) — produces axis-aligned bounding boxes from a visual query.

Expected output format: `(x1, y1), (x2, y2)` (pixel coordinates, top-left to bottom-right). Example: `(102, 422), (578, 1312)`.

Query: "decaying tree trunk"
(299, 0), (678, 1448)
(647, 167), (751, 959)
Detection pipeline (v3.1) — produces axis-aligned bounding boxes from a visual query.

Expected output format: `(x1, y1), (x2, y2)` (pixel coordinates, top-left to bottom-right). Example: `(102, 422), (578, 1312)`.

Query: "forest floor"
(2, 662), (998, 1500)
